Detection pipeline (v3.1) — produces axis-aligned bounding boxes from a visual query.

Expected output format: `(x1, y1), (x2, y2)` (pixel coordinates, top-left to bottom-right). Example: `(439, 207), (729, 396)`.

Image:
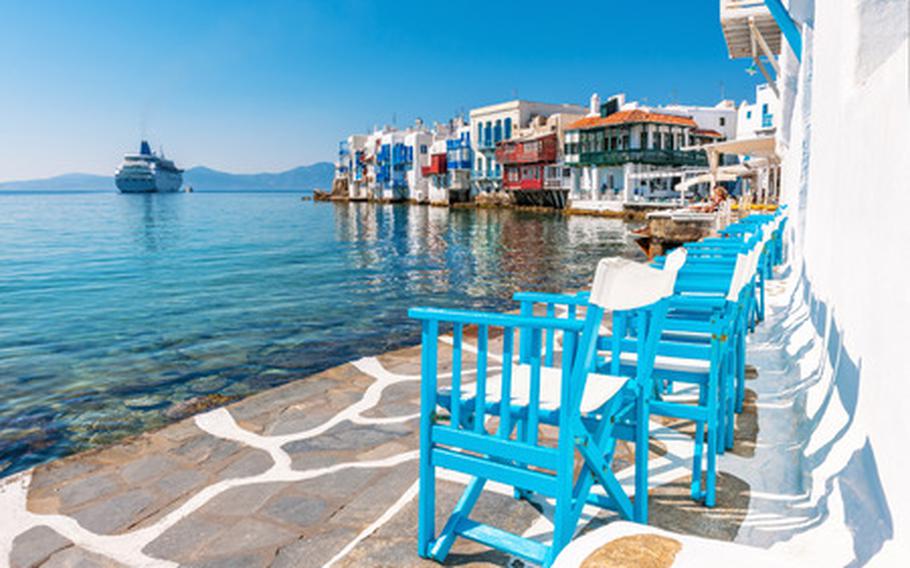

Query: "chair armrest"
(512, 291), (590, 307)
(409, 307), (586, 332)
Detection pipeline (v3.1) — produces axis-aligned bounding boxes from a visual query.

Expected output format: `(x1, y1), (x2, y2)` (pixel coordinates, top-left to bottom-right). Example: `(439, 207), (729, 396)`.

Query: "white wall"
(775, 0), (910, 565)
(737, 84), (780, 138)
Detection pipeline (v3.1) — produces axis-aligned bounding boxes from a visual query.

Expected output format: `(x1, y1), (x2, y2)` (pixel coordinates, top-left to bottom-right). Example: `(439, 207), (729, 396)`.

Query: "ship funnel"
(140, 140), (152, 155)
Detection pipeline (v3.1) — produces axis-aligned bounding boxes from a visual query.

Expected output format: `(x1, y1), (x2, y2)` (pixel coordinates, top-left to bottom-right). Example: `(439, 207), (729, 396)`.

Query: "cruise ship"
(114, 140), (183, 193)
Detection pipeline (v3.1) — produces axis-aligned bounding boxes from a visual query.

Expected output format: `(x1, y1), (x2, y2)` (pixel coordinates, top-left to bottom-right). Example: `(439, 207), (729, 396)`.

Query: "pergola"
(683, 136), (780, 204)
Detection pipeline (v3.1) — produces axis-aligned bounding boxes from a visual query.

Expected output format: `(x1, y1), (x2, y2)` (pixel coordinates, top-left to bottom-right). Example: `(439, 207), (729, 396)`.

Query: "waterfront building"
(658, 99), (738, 140)
(469, 100), (586, 196)
(565, 93), (721, 208)
(424, 118), (473, 205)
(495, 111), (584, 208)
(372, 122), (433, 202)
(736, 83), (779, 138)
(337, 134), (370, 200)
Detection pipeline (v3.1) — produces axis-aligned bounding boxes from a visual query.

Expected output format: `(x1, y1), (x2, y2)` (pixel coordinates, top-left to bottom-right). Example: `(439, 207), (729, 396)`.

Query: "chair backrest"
(585, 256), (684, 388)
(589, 257), (683, 312)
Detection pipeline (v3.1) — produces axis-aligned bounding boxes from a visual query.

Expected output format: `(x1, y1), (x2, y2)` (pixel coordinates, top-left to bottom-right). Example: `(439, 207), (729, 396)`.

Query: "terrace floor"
(0, 272), (798, 568)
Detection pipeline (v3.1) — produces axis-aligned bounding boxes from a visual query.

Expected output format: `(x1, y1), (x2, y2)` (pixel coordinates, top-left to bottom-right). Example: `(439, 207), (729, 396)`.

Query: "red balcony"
(503, 165), (544, 191)
(495, 133), (558, 165)
(421, 153), (447, 176)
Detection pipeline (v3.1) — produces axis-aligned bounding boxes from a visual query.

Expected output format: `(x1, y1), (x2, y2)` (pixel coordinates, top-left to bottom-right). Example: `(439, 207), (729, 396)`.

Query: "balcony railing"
(544, 177), (567, 190)
(446, 159), (473, 171)
(421, 155), (447, 177)
(503, 178), (544, 191)
(496, 136), (558, 165)
(761, 113), (774, 128)
(578, 148), (708, 167)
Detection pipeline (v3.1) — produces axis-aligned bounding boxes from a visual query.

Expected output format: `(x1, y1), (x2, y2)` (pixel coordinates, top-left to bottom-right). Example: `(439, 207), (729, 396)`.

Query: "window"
(762, 103), (769, 114)
(747, 110), (752, 119)
(504, 117), (512, 139)
(420, 145), (427, 154)
(477, 157), (483, 172)
(640, 132), (648, 149)
(719, 117), (726, 126)
(494, 119), (502, 143)
(477, 124), (482, 144)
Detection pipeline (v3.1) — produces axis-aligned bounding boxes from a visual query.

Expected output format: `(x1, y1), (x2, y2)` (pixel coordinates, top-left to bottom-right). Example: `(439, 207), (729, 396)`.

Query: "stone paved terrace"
(0, 280), (796, 568)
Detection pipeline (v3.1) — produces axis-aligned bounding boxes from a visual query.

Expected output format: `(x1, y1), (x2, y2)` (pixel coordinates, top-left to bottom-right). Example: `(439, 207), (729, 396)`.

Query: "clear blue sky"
(0, 0), (760, 180)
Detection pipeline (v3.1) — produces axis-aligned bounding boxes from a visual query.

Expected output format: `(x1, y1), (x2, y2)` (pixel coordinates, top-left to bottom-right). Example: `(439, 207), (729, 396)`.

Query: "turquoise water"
(0, 192), (640, 476)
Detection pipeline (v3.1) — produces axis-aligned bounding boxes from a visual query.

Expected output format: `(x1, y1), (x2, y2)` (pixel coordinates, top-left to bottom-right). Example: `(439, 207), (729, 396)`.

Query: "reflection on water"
(0, 193), (640, 476)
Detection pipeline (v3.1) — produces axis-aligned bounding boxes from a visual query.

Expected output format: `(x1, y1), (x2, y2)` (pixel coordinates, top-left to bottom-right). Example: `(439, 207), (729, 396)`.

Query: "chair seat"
(441, 363), (630, 414)
(601, 351), (710, 374)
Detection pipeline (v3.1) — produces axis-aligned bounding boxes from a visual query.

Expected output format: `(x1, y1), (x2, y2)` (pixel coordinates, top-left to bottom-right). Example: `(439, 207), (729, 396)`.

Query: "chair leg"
(705, 370), (718, 507)
(725, 354), (736, 451)
(633, 392), (650, 523)
(430, 477), (486, 561)
(691, 388), (706, 501)
(417, 437), (436, 558)
(706, 423), (718, 507)
(735, 330), (746, 413)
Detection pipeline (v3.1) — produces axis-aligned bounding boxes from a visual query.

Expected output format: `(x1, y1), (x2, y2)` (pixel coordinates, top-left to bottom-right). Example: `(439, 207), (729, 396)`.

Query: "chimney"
(589, 93), (601, 116)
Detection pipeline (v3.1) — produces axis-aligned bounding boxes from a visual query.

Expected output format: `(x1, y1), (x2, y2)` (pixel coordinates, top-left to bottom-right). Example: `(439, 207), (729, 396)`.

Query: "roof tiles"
(567, 110), (698, 130)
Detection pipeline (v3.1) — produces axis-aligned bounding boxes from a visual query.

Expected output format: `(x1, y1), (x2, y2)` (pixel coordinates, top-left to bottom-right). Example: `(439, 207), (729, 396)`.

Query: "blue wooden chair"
(409, 256), (681, 567)
(590, 245), (759, 506)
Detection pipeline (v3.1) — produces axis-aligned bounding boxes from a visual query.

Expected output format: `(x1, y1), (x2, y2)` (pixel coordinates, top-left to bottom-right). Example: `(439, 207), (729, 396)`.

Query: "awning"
(674, 171), (738, 193)
(683, 135), (778, 159)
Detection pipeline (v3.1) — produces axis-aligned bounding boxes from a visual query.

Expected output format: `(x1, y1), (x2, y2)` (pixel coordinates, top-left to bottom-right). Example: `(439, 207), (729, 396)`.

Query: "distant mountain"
(183, 163), (334, 191)
(0, 173), (115, 191)
(0, 163), (334, 192)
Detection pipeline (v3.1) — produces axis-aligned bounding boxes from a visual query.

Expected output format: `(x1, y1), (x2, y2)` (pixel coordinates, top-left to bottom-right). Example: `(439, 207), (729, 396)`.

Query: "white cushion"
(589, 258), (677, 311)
(442, 363), (629, 414)
(600, 351), (710, 374)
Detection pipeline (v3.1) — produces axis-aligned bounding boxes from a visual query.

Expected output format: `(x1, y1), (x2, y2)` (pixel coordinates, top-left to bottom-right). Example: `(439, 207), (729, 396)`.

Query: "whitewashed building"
(423, 118), (473, 205)
(469, 100), (586, 195)
(565, 93), (725, 208)
(736, 83), (779, 138)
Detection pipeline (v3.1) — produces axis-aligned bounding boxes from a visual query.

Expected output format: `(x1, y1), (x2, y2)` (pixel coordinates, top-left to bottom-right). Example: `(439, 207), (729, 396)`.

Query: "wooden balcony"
(496, 134), (558, 165)
(421, 154), (447, 177)
(720, 0), (782, 59)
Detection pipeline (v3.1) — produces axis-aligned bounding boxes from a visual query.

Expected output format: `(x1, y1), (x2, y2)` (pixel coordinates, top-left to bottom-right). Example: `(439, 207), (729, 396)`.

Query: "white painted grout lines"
(0, 331), (727, 568)
(1, 354), (426, 567)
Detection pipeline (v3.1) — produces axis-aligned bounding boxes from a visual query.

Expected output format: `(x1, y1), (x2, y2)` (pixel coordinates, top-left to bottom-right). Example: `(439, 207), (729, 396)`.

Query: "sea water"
(0, 191), (640, 476)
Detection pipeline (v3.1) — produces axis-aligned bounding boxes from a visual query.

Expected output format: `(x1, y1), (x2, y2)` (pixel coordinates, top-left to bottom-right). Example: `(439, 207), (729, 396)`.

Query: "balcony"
(544, 177), (567, 190)
(496, 135), (558, 165)
(578, 148), (708, 168)
(720, 0), (782, 59)
(421, 154), (447, 177)
(476, 137), (496, 150)
(446, 158), (472, 171)
(504, 178), (544, 191)
(472, 169), (501, 180)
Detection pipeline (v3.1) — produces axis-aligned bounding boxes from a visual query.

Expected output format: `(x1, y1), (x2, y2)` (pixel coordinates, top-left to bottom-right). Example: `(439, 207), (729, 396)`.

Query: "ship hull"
(115, 169), (183, 193)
